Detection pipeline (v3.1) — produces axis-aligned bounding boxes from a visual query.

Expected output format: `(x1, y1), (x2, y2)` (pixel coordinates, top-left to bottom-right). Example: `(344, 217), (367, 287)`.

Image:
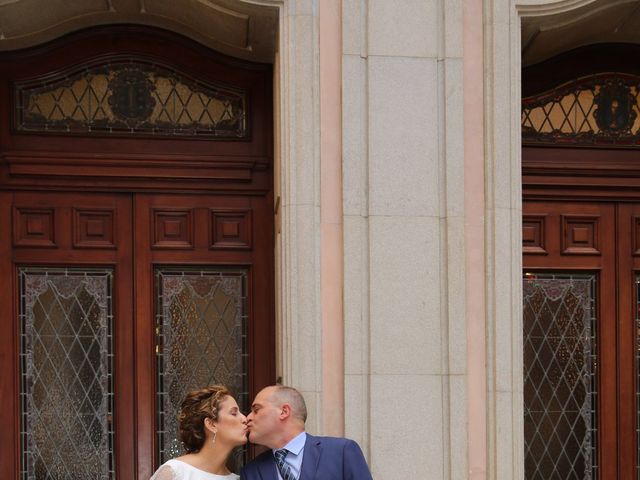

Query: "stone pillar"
(342, 0), (469, 478)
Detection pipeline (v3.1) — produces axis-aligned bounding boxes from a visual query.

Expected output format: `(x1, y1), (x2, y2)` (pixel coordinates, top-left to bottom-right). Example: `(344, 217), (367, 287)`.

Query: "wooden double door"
(0, 25), (275, 479)
(0, 190), (274, 478)
(523, 200), (639, 479)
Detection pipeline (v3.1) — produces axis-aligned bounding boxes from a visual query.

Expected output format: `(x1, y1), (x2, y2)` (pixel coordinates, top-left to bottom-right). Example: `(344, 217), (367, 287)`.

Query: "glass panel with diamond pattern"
(522, 73), (640, 146)
(14, 57), (247, 138)
(19, 268), (114, 480)
(523, 273), (598, 480)
(156, 268), (248, 465)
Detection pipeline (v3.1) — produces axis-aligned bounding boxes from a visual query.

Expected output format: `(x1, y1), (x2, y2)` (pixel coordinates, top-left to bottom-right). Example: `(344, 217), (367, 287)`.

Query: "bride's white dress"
(150, 459), (240, 480)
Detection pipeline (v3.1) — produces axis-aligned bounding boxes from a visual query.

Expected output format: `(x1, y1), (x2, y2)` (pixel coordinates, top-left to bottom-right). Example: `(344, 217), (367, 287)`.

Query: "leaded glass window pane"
(523, 273), (597, 480)
(19, 268), (114, 480)
(15, 57), (247, 138)
(156, 268), (248, 465)
(522, 73), (640, 146)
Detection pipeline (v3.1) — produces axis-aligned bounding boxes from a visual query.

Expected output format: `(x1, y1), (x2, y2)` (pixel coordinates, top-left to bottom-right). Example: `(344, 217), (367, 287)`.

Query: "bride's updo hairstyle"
(178, 385), (230, 453)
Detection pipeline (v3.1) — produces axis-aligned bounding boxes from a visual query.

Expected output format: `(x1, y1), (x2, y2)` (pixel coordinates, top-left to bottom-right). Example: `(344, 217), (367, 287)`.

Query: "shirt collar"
(274, 431), (307, 456)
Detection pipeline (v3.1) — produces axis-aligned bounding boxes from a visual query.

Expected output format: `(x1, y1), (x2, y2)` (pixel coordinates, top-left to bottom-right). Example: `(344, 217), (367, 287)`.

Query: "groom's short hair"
(271, 385), (308, 423)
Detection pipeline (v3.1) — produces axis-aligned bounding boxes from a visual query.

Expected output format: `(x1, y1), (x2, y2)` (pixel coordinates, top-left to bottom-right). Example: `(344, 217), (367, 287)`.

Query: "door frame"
(522, 48), (640, 478)
(0, 26), (275, 479)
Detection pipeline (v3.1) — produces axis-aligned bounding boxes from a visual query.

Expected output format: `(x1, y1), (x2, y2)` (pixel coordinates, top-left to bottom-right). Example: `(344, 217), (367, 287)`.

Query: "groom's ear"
(280, 403), (292, 420)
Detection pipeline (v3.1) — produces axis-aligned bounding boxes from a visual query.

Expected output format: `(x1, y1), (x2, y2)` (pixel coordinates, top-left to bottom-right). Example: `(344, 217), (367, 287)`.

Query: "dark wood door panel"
(0, 191), (16, 479)
(523, 200), (618, 479)
(0, 191), (136, 479)
(133, 193), (274, 478)
(10, 192), (129, 264)
(615, 203), (640, 479)
(523, 201), (614, 268)
(523, 200), (640, 479)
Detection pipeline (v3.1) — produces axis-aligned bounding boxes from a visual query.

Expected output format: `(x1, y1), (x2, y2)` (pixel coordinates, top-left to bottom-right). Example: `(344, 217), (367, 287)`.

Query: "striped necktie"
(274, 449), (296, 480)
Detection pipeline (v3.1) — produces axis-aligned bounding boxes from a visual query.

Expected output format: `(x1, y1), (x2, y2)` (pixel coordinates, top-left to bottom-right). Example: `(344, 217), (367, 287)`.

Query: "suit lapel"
(300, 434), (322, 479)
(256, 452), (278, 480)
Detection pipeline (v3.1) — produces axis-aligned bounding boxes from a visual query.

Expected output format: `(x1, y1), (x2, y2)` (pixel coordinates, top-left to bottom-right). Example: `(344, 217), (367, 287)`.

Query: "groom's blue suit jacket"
(239, 434), (373, 480)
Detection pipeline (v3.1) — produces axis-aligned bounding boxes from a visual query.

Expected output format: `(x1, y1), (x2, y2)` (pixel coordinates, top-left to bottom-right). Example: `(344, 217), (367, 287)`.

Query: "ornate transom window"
(522, 73), (640, 146)
(14, 56), (247, 139)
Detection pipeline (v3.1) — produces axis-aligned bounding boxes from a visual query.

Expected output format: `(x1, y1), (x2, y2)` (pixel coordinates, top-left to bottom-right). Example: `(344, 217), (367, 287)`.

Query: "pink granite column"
(319, 0), (345, 435)
(464, 0), (487, 478)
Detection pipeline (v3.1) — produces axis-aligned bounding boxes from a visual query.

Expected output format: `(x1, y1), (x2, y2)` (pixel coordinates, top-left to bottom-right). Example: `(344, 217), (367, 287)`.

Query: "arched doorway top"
(521, 0), (640, 66)
(0, 0), (279, 62)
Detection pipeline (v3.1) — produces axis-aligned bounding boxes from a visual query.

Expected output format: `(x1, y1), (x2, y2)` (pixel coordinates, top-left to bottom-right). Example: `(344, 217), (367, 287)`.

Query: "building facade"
(0, 0), (636, 478)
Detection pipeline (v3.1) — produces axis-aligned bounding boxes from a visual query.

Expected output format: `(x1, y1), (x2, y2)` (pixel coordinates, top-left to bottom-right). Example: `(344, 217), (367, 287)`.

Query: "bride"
(151, 385), (248, 479)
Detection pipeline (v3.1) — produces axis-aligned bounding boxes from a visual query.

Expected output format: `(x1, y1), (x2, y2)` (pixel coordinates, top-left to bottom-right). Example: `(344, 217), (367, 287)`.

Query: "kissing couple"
(151, 384), (373, 479)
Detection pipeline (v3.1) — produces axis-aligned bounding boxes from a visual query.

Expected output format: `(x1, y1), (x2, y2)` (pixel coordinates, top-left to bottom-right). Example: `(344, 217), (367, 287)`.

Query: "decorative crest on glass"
(522, 73), (640, 146)
(15, 56), (247, 138)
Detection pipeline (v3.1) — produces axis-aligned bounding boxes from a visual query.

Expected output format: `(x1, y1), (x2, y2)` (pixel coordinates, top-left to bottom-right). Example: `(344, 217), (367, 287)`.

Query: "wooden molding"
(73, 208), (116, 249)
(151, 209), (194, 249)
(523, 214), (548, 255)
(13, 207), (56, 248)
(561, 214), (601, 255)
(3, 151), (269, 179)
(210, 209), (252, 250)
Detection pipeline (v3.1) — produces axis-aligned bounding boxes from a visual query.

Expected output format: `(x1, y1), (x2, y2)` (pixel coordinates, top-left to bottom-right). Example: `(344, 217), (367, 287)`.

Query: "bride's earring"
(212, 431), (217, 445)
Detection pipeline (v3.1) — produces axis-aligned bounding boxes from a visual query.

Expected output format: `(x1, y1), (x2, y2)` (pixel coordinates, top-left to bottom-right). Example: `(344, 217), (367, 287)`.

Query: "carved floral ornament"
(522, 73), (640, 146)
(14, 57), (247, 138)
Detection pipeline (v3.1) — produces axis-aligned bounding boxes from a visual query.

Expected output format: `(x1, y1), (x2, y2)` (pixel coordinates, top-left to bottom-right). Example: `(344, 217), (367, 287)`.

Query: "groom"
(240, 385), (373, 480)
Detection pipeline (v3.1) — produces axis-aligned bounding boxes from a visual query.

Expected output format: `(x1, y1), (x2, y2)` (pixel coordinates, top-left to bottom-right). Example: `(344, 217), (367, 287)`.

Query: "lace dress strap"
(150, 464), (180, 480)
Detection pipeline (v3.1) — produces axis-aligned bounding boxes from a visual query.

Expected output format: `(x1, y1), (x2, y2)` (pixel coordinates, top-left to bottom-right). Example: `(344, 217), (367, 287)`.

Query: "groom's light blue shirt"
(272, 431), (307, 480)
